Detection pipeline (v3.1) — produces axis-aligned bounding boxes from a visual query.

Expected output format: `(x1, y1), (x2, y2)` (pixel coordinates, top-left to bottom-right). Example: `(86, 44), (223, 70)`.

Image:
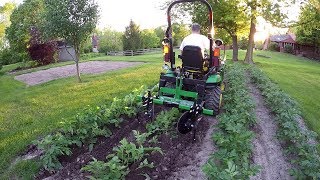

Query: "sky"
(1, 0), (301, 40)
(0, 0), (168, 31)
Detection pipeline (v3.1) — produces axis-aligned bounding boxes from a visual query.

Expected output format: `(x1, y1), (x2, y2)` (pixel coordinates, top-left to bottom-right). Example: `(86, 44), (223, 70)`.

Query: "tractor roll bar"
(165, 0), (214, 69)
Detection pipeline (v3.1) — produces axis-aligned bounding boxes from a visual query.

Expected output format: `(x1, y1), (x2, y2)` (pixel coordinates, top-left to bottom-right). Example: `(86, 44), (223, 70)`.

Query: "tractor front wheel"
(204, 86), (222, 115)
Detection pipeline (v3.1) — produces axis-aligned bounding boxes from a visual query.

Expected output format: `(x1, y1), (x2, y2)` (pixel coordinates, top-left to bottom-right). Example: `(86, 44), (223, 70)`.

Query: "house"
(269, 33), (297, 52)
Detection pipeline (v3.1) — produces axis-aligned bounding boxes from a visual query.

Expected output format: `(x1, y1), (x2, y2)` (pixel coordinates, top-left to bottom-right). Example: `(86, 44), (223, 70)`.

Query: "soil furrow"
(247, 75), (293, 180)
(167, 116), (217, 180)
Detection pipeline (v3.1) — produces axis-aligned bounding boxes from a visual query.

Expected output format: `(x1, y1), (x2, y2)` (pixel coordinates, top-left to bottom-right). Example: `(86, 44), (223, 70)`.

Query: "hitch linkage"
(189, 102), (204, 141)
(142, 90), (154, 119)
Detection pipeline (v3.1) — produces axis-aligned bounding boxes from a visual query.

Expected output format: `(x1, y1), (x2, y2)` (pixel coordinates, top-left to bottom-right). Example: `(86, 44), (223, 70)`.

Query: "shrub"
(0, 48), (30, 65)
(284, 44), (294, 54)
(268, 42), (279, 51)
(238, 37), (249, 50)
(28, 42), (57, 65)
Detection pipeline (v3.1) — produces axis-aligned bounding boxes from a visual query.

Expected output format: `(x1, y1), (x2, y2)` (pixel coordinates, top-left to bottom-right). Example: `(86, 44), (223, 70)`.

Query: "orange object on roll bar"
(214, 47), (220, 57)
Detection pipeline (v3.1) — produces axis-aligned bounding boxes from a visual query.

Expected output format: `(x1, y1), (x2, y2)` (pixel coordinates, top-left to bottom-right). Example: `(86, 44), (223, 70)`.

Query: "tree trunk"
(244, 18), (256, 64)
(232, 35), (239, 61)
(244, 5), (256, 64)
(75, 51), (81, 83)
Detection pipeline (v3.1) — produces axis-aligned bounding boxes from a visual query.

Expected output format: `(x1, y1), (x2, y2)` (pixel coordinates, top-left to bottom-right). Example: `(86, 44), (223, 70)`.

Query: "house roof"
(270, 34), (296, 43)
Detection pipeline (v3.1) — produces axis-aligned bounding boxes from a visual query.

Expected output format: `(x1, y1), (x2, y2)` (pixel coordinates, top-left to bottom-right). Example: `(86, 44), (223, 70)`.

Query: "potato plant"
(36, 86), (148, 171)
(82, 131), (161, 179)
(203, 63), (259, 179)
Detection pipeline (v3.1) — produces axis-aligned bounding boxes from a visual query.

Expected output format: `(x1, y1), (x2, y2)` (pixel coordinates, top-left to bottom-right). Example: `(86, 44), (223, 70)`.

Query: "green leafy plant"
(36, 86), (149, 171)
(146, 108), (180, 134)
(81, 157), (129, 180)
(203, 63), (259, 179)
(35, 133), (73, 171)
(82, 131), (161, 179)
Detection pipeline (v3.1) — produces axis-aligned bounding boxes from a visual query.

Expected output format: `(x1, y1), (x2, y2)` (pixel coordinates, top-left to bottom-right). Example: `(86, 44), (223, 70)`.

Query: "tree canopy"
(296, 1), (320, 50)
(0, 2), (15, 49)
(141, 29), (160, 49)
(123, 20), (142, 51)
(192, 0), (249, 61)
(5, 0), (44, 54)
(43, 0), (98, 82)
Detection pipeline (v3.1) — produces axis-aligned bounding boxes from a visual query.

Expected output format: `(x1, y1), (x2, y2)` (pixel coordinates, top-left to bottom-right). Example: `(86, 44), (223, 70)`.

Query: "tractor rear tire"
(204, 86), (222, 115)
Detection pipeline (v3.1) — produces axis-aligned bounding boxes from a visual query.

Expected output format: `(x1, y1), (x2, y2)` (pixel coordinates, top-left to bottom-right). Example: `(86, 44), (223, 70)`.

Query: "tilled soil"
(247, 76), (294, 180)
(126, 116), (217, 180)
(14, 61), (143, 86)
(36, 106), (217, 180)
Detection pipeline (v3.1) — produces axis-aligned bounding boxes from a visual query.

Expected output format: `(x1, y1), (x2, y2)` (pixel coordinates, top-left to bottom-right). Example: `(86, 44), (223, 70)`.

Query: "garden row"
(248, 65), (320, 178)
(203, 63), (259, 179)
(35, 85), (150, 171)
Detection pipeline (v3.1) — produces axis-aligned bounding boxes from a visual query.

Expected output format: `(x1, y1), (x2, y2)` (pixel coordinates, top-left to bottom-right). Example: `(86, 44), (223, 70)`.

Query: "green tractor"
(140, 0), (225, 139)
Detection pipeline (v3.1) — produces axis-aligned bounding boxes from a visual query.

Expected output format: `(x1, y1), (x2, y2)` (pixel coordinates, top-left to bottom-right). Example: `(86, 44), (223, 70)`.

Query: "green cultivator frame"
(139, 0), (225, 138)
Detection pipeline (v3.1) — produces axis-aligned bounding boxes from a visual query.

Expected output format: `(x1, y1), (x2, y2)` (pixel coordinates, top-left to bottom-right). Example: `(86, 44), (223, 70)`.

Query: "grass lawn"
(0, 54), (162, 177)
(235, 50), (320, 137)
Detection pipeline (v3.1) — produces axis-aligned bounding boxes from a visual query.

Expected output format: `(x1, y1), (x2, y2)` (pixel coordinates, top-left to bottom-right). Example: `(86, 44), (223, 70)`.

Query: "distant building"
(92, 34), (99, 53)
(268, 33), (297, 52)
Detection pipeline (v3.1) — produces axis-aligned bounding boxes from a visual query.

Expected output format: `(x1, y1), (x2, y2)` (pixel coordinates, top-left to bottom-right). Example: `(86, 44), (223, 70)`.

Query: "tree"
(43, 0), (98, 82)
(172, 23), (189, 46)
(141, 29), (160, 48)
(6, 0), (44, 55)
(123, 20), (142, 51)
(0, 2), (15, 49)
(295, 1), (320, 53)
(154, 26), (166, 45)
(192, 0), (249, 61)
(98, 28), (123, 53)
(244, 0), (288, 64)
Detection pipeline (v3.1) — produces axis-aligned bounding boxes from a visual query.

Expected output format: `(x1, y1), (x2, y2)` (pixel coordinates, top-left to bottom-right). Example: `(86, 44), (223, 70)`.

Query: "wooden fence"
(106, 48), (162, 56)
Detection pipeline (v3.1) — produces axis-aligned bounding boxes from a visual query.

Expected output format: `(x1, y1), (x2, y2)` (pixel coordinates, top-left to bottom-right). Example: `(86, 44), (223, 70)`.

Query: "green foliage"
(296, 2), (320, 49)
(284, 44), (293, 54)
(5, 0), (44, 55)
(43, 0), (98, 58)
(154, 26), (165, 44)
(141, 29), (160, 48)
(98, 28), (123, 53)
(82, 157), (129, 180)
(203, 63), (259, 179)
(0, 48), (31, 65)
(249, 65), (320, 179)
(238, 37), (249, 50)
(82, 131), (161, 179)
(123, 20), (142, 51)
(35, 133), (73, 171)
(0, 2), (15, 49)
(172, 23), (189, 46)
(80, 53), (105, 60)
(268, 42), (279, 51)
(191, 0), (249, 60)
(146, 108), (180, 134)
(35, 87), (146, 171)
